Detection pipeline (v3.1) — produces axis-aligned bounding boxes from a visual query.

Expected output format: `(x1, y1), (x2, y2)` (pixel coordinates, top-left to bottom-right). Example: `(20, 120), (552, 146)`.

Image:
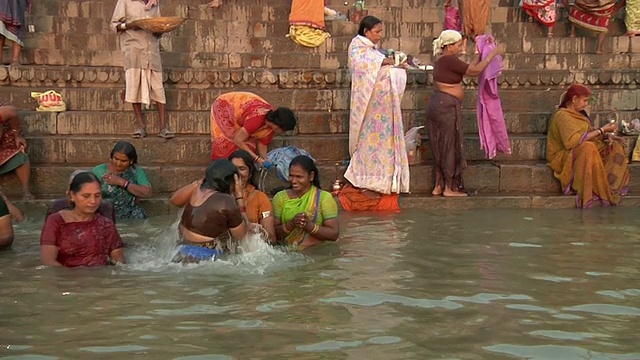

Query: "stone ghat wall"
(18, 0), (640, 69)
(2, 0), (640, 198)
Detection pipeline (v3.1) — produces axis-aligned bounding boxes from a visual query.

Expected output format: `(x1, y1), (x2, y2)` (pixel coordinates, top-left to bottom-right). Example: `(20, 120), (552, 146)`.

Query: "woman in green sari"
(92, 141), (152, 219)
(272, 155), (339, 249)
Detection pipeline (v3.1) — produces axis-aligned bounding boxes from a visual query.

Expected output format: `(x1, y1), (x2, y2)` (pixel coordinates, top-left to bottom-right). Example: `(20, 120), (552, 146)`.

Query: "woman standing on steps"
(625, 0), (640, 36)
(426, 30), (503, 198)
(0, 0), (30, 65)
(521, 0), (558, 37)
(448, 0), (490, 54)
(563, 0), (626, 54)
(345, 15), (410, 195)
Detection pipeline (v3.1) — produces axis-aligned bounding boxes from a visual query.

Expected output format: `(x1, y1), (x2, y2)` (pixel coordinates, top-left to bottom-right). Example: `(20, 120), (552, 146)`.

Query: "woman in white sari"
(344, 15), (409, 195)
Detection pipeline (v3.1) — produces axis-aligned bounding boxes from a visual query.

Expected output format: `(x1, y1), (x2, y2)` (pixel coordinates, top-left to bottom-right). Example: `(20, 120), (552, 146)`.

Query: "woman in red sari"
(210, 92), (297, 165)
(0, 104), (33, 199)
(40, 172), (125, 267)
(521, 0), (558, 37)
(563, 0), (626, 53)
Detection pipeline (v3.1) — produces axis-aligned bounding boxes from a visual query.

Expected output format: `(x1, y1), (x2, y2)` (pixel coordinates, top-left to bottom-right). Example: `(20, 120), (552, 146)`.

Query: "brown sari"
(546, 108), (629, 208)
(426, 91), (466, 192)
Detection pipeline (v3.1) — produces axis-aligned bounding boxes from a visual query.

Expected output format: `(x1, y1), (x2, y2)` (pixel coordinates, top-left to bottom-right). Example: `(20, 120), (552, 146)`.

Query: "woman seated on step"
(228, 150), (276, 241)
(170, 160), (250, 262)
(0, 104), (34, 199)
(272, 155), (339, 249)
(46, 170), (116, 223)
(92, 141), (152, 219)
(40, 172), (126, 267)
(546, 84), (629, 208)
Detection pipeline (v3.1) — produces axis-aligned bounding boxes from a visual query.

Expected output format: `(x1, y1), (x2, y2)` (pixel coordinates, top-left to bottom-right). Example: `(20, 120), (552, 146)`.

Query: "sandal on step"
(157, 128), (175, 139)
(132, 128), (147, 138)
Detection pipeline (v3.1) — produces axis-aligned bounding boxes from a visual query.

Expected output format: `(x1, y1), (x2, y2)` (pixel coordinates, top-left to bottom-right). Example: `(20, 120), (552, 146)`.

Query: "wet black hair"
(110, 141), (138, 165)
(202, 159), (239, 194)
(228, 150), (258, 188)
(266, 107), (297, 132)
(357, 15), (382, 36)
(289, 155), (321, 189)
(69, 172), (101, 194)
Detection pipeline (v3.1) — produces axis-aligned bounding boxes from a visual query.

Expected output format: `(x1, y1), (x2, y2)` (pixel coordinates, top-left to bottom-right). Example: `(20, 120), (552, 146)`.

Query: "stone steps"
(19, 109), (626, 136)
(3, 67), (638, 114)
(16, 109), (556, 136)
(11, 46), (640, 70)
(3, 161), (640, 200)
(17, 132), (639, 166)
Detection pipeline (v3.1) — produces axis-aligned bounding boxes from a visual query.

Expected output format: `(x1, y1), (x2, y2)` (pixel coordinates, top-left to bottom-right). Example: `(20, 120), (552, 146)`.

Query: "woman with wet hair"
(40, 172), (125, 267)
(228, 150), (276, 241)
(92, 141), (152, 219)
(170, 159), (250, 262)
(272, 155), (339, 249)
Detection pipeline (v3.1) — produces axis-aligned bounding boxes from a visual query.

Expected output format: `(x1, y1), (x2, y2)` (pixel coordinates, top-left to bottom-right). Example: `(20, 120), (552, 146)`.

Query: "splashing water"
(123, 212), (311, 274)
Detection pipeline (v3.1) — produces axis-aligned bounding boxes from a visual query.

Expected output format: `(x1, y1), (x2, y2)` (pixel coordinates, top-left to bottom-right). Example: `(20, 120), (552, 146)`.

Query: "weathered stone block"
(19, 111), (57, 135)
(292, 89), (333, 111)
(531, 164), (562, 193)
(24, 137), (66, 164)
(297, 111), (348, 135)
(466, 164), (500, 192)
(499, 164), (533, 192)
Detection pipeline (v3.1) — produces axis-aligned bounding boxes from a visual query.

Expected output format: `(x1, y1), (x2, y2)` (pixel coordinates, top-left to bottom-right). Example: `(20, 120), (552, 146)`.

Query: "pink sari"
(476, 34), (511, 159)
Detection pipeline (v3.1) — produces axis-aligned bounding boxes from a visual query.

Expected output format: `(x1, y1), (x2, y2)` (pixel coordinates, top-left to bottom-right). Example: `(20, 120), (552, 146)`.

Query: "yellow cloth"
(287, 25), (330, 47)
(287, 0), (330, 47)
(626, 0), (640, 34)
(546, 108), (629, 208)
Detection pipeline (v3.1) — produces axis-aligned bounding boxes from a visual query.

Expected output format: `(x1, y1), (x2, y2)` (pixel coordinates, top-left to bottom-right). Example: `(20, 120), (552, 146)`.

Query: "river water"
(1, 208), (639, 359)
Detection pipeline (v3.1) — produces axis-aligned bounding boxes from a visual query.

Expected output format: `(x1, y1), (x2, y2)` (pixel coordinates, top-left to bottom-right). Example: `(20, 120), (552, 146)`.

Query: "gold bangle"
(282, 222), (291, 234)
(310, 224), (319, 235)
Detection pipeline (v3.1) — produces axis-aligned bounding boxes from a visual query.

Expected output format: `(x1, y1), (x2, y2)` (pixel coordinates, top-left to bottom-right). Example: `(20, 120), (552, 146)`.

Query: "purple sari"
(476, 34), (511, 159)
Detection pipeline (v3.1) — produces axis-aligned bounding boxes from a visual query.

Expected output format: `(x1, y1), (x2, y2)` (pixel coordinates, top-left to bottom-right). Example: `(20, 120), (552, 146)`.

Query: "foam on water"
(121, 212), (310, 274)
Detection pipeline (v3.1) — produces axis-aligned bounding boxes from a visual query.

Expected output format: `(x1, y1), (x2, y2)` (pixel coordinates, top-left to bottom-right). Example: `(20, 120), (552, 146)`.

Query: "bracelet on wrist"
(235, 196), (244, 200)
(123, 181), (130, 190)
(282, 222), (291, 234)
(310, 224), (319, 235)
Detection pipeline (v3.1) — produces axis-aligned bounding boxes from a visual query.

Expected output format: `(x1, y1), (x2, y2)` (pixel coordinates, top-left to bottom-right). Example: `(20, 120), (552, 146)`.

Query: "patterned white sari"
(344, 35), (409, 194)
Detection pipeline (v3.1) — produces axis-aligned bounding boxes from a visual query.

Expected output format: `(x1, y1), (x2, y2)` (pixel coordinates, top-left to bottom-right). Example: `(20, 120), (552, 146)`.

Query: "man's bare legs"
(0, 36), (23, 64)
(156, 101), (174, 138)
(131, 102), (147, 137)
(207, 0), (222, 8)
(595, 33), (605, 54)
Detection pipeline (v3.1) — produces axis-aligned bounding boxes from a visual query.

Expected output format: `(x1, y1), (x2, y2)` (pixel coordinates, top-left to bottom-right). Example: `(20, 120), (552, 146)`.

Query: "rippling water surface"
(1, 208), (639, 359)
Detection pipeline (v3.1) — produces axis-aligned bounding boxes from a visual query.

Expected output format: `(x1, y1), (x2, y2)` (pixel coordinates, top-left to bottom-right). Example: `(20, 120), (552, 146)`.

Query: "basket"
(130, 17), (186, 34)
